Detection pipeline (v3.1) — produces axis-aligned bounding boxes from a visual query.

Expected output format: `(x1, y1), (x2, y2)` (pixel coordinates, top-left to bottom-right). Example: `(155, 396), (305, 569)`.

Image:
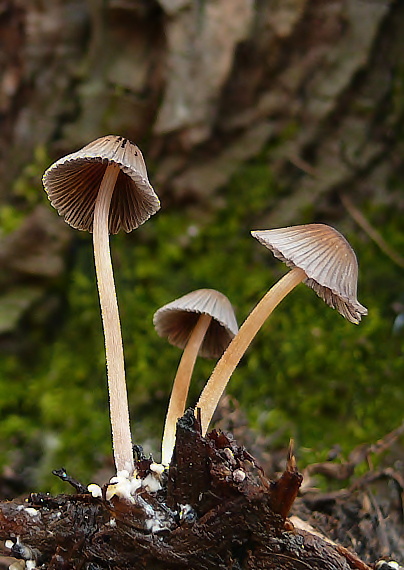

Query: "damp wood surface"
(0, 411), (395, 570)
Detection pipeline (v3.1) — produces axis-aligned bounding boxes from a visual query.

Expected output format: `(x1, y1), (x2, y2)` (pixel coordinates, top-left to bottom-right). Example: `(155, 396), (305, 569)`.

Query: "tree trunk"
(1, 0), (402, 329)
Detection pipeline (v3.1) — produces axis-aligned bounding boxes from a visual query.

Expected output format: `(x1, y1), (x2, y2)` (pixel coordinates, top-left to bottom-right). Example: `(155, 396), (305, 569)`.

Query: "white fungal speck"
(233, 469), (246, 483)
(26, 562), (36, 570)
(98, 471), (176, 535)
(106, 472), (141, 503)
(129, 477), (142, 494)
(16, 506), (39, 517)
(106, 466), (166, 499)
(179, 504), (197, 522)
(150, 462), (165, 476)
(5, 539), (14, 549)
(87, 484), (102, 498)
(142, 473), (162, 493)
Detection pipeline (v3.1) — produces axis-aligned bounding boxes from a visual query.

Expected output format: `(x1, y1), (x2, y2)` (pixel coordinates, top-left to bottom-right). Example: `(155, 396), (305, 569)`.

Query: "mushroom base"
(0, 412), (381, 569)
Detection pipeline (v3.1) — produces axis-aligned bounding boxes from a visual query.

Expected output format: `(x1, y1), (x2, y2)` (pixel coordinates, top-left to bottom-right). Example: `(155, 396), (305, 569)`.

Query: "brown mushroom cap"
(153, 289), (239, 358)
(251, 224), (368, 324)
(42, 135), (160, 234)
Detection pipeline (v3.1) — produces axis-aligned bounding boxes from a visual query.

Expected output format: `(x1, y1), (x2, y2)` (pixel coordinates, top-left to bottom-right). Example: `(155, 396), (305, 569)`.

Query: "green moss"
(13, 146), (50, 205)
(0, 205), (25, 235)
(0, 154), (402, 492)
(0, 287), (43, 334)
(0, 146), (51, 236)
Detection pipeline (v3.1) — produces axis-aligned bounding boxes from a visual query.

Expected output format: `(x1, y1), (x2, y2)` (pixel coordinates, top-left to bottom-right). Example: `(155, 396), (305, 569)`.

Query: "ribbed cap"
(153, 289), (238, 358)
(42, 135), (160, 234)
(252, 224), (368, 324)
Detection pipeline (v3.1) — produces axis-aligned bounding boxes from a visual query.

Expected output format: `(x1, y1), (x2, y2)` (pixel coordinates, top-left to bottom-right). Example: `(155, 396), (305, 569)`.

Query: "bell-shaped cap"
(153, 289), (239, 358)
(251, 224), (368, 324)
(42, 135), (160, 234)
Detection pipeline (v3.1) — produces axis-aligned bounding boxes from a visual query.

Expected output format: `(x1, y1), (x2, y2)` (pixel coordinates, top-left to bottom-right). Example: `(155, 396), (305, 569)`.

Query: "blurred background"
(0, 0), (403, 494)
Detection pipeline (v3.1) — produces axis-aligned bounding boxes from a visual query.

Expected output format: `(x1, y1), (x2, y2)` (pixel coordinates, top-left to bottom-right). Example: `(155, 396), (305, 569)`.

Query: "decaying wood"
(0, 410), (375, 570)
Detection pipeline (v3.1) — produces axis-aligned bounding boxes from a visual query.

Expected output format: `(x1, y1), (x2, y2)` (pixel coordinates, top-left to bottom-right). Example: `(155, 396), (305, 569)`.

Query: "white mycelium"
(104, 464), (166, 501)
(150, 462), (166, 476)
(85, 466), (173, 534)
(141, 473), (162, 493)
(105, 472), (142, 502)
(233, 469), (246, 482)
(88, 484), (102, 498)
(16, 506), (39, 518)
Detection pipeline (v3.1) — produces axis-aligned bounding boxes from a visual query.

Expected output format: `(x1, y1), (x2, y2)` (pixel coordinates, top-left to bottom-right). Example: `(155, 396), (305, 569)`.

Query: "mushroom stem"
(161, 313), (212, 465)
(196, 267), (307, 436)
(93, 163), (134, 475)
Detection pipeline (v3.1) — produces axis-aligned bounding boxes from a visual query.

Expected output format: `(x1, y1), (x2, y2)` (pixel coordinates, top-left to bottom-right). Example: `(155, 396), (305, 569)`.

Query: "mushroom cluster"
(42, 136), (367, 476)
(196, 224), (368, 436)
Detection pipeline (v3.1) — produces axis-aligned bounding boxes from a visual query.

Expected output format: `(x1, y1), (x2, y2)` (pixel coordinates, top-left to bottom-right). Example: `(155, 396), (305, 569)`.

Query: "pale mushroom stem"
(93, 163), (134, 475)
(196, 267), (307, 436)
(161, 313), (212, 465)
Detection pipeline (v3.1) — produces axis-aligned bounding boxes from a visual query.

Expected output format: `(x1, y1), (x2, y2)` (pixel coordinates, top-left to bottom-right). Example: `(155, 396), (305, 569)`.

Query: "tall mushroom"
(196, 224), (368, 436)
(42, 135), (160, 475)
(153, 288), (238, 464)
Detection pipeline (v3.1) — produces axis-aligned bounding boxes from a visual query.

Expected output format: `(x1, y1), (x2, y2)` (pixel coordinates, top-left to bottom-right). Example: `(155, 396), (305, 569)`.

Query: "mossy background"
(0, 151), (402, 495)
(0, 1), (403, 496)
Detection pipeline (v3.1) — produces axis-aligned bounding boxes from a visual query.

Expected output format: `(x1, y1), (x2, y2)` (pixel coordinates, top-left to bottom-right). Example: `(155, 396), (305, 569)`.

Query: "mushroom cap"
(153, 289), (239, 358)
(251, 224), (368, 324)
(42, 135), (160, 234)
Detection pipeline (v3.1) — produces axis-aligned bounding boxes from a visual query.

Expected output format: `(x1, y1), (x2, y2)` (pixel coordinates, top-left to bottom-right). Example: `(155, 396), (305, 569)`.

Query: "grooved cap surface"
(153, 289), (238, 358)
(42, 135), (160, 234)
(252, 224), (368, 324)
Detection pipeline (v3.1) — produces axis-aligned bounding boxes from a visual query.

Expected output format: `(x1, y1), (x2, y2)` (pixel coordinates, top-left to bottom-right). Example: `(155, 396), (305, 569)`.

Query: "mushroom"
(196, 224), (368, 436)
(153, 288), (238, 464)
(42, 135), (160, 475)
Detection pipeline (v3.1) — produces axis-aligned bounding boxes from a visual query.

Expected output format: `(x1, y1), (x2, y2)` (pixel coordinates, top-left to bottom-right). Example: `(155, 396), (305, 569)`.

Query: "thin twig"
(335, 544), (373, 570)
(369, 420), (404, 455)
(341, 193), (404, 269)
(367, 490), (391, 558)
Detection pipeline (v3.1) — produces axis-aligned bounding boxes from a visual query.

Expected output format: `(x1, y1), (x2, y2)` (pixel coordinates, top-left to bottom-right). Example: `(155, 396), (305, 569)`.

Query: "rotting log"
(0, 410), (371, 570)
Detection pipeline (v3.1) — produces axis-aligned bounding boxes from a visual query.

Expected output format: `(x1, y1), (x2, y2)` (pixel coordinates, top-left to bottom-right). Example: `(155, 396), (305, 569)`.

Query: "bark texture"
(0, 411), (373, 570)
(0, 0), (402, 331)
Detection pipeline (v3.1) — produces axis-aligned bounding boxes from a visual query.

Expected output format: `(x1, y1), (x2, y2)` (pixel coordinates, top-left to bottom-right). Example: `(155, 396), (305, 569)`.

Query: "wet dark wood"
(0, 410), (371, 569)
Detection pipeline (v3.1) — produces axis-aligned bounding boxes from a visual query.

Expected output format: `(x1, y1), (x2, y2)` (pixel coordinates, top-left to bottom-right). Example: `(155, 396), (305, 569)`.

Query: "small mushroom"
(43, 135), (160, 475)
(153, 288), (238, 464)
(196, 224), (367, 435)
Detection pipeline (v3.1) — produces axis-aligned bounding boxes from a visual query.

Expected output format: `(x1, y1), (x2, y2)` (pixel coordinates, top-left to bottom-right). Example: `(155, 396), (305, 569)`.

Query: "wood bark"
(1, 0), (403, 331)
(0, 411), (373, 569)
